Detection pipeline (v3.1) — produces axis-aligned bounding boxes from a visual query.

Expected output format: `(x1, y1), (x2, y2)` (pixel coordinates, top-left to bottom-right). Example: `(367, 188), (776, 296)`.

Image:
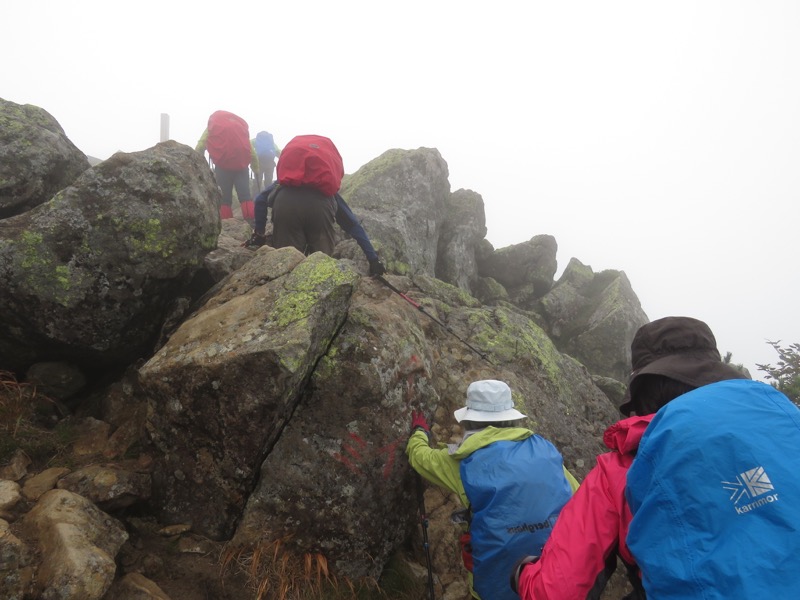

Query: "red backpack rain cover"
(276, 135), (344, 196)
(206, 110), (251, 170)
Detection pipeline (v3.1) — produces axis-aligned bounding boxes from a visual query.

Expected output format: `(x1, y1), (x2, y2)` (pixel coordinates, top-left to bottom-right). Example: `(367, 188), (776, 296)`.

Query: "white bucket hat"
(453, 380), (527, 423)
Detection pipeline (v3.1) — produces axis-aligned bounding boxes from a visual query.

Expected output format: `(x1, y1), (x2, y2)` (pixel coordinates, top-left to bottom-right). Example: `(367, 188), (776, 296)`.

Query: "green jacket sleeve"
(406, 430), (468, 506)
(250, 142), (259, 172)
(563, 466), (580, 492)
(195, 129), (208, 153)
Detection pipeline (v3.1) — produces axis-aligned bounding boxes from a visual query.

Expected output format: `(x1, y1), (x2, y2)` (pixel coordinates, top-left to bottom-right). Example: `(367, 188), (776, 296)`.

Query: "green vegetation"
(757, 340), (800, 404)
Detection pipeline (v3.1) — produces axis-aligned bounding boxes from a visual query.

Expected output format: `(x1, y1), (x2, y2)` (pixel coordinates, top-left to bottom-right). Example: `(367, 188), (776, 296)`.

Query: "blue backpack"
(254, 131), (275, 163)
(461, 435), (572, 600)
(626, 379), (800, 599)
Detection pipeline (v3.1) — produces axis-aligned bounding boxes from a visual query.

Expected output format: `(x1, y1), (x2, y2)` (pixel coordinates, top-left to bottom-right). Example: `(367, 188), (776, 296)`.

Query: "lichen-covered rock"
(0, 141), (221, 371)
(340, 147), (451, 276)
(233, 273), (618, 580)
(477, 234), (559, 309)
(435, 188), (487, 294)
(232, 275), (439, 578)
(0, 98), (90, 218)
(140, 249), (360, 539)
(539, 258), (649, 382)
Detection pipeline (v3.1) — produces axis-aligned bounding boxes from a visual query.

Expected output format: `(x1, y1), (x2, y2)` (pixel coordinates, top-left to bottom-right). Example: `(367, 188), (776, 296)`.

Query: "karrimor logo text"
(722, 466), (779, 515)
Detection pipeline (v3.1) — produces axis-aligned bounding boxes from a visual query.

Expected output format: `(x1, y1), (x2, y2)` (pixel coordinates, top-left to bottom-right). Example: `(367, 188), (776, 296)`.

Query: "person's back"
(196, 110), (258, 221)
(626, 378), (800, 598)
(407, 380), (578, 600)
(513, 316), (755, 599)
(205, 110), (251, 170)
(269, 185), (337, 255)
(269, 134), (344, 256)
(461, 432), (573, 600)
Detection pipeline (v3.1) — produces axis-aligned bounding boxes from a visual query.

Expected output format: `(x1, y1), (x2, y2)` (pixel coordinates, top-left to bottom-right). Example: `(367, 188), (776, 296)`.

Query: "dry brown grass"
(0, 370), (75, 467)
(220, 538), (395, 600)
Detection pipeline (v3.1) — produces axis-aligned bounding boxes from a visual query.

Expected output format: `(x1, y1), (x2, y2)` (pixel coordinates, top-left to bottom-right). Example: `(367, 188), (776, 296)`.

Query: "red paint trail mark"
(348, 433), (367, 448)
(332, 452), (363, 476)
(344, 444), (362, 460)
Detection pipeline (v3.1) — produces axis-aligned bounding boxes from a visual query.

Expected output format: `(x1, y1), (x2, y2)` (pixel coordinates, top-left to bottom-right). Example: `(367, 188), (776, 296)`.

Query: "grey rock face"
(477, 234), (559, 310)
(0, 141), (221, 371)
(340, 147), (451, 277)
(0, 98), (90, 218)
(227, 272), (619, 579)
(435, 188), (487, 294)
(140, 249), (360, 539)
(539, 258), (649, 382)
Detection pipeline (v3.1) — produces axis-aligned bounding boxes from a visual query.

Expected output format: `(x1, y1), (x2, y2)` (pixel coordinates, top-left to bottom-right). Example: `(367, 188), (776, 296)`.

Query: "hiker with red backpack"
(195, 110), (259, 222)
(407, 380), (580, 600)
(244, 134), (386, 277)
(511, 316), (800, 599)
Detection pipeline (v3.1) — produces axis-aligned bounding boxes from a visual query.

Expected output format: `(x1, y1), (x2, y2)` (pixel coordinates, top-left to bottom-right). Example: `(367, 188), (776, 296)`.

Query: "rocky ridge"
(0, 97), (647, 599)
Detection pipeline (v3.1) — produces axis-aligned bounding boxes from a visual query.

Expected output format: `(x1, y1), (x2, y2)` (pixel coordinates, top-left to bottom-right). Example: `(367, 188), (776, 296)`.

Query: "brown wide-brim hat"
(619, 316), (749, 416)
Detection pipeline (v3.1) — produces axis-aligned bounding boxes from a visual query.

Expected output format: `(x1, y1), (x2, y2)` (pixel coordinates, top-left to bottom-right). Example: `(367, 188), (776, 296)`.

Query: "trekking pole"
(376, 276), (492, 364)
(416, 473), (436, 600)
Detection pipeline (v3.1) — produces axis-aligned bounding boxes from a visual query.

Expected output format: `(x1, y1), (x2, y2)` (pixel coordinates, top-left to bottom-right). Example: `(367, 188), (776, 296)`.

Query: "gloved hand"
(510, 555), (539, 594)
(410, 410), (431, 436)
(243, 231), (267, 249)
(368, 258), (386, 277)
(459, 532), (474, 572)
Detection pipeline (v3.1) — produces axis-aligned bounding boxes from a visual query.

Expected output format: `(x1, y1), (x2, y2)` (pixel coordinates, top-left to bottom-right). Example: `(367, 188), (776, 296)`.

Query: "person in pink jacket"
(511, 316), (748, 599)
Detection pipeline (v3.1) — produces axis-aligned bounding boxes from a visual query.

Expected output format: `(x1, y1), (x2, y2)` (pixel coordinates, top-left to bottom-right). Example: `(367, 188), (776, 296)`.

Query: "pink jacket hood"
(603, 415), (654, 456)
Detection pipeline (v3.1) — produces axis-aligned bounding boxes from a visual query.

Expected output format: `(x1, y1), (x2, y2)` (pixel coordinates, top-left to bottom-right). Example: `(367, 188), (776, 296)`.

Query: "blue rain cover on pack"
(254, 131), (275, 161)
(627, 379), (800, 599)
(461, 435), (572, 600)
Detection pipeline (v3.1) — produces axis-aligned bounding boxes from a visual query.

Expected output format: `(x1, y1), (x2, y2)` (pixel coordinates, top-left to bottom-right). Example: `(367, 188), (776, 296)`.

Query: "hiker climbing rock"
(512, 316), (800, 599)
(196, 110), (259, 222)
(406, 379), (578, 600)
(244, 134), (385, 276)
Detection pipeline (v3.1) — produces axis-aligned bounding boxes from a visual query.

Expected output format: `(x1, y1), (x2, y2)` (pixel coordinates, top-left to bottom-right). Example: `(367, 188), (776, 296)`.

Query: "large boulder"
(0, 98), (90, 218)
(231, 275), (440, 579)
(22, 489), (128, 600)
(228, 271), (618, 580)
(538, 258), (649, 383)
(340, 148), (451, 276)
(477, 234), (559, 310)
(435, 188), (487, 294)
(140, 248), (361, 539)
(0, 141), (221, 371)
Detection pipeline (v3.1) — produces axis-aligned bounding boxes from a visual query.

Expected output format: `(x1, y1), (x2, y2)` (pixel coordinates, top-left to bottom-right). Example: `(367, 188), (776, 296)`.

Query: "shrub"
(756, 340), (800, 404)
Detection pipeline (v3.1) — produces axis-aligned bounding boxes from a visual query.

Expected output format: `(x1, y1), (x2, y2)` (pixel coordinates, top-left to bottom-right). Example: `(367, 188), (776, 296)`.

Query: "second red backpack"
(206, 110), (251, 170)
(276, 135), (344, 196)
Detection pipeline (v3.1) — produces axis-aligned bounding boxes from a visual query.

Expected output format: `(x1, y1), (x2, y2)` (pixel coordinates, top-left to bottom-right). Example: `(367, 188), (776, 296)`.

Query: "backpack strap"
(584, 545), (646, 600)
(617, 549), (646, 599)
